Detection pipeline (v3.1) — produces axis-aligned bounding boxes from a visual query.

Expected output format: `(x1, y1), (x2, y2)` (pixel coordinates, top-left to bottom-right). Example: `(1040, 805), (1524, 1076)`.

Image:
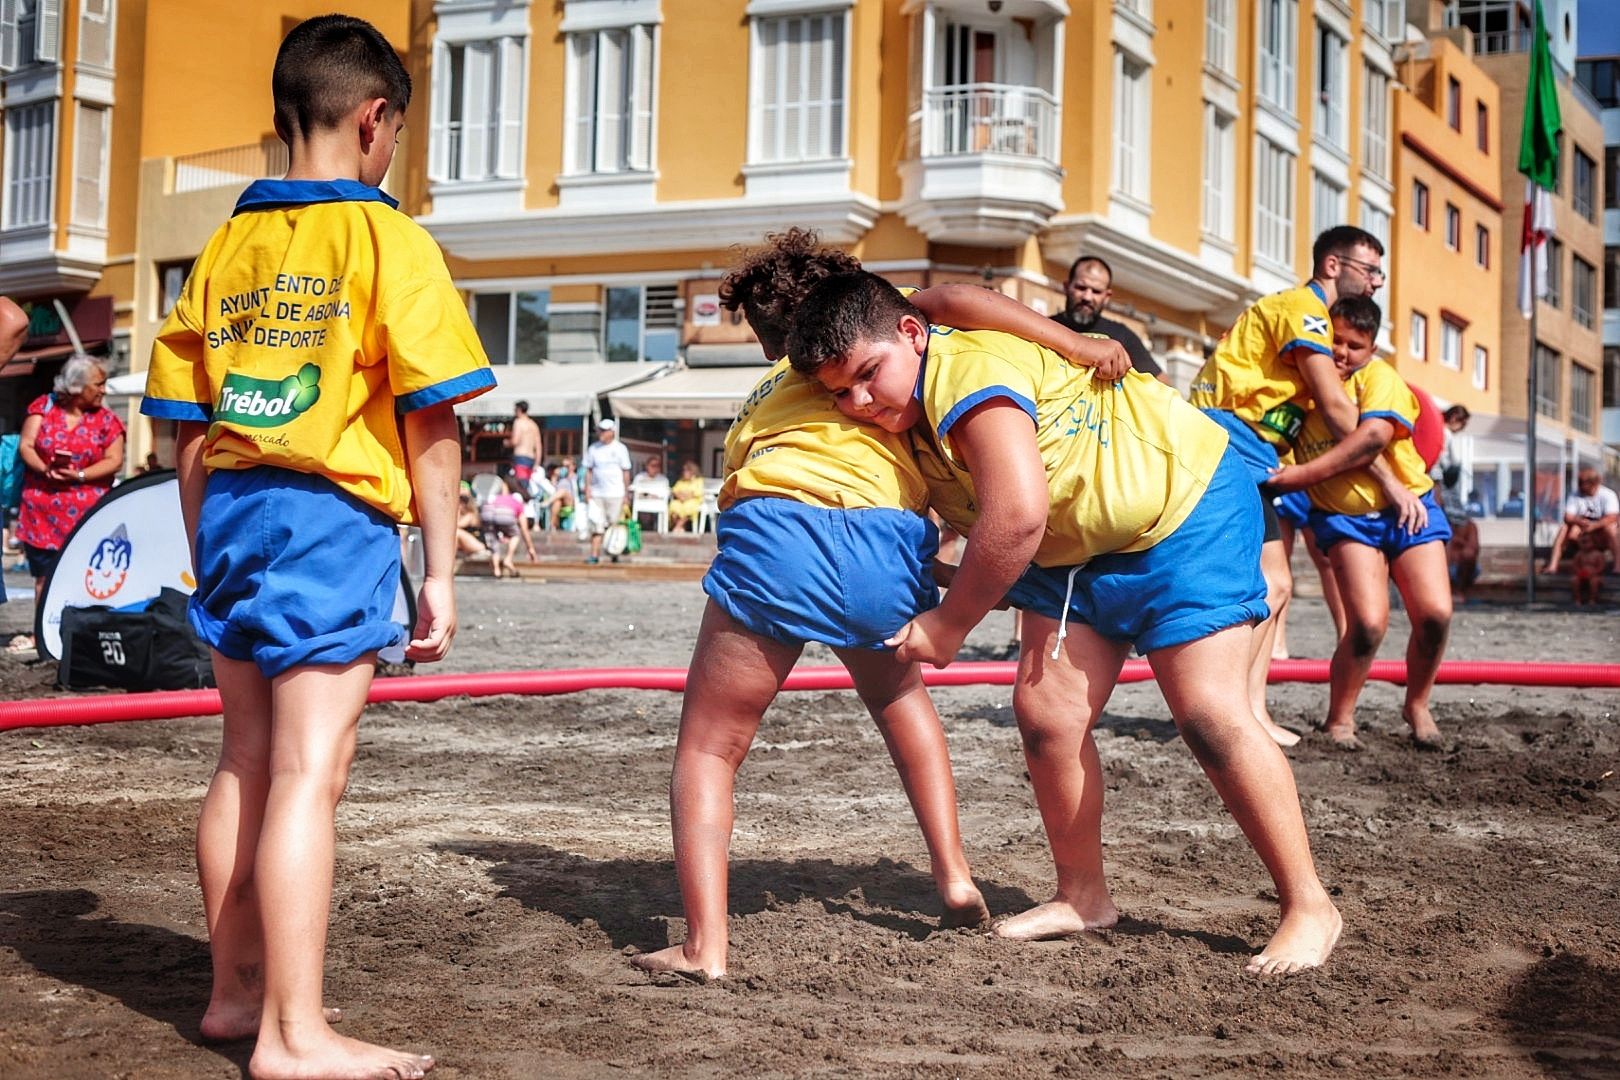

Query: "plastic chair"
(469, 472), (503, 504)
(697, 478), (723, 534)
(630, 478), (670, 533)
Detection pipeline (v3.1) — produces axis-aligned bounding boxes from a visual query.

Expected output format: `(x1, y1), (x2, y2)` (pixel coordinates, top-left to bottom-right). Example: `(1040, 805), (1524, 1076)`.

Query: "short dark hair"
(273, 15), (411, 139)
(514, 400), (530, 415)
(1312, 225), (1384, 276)
(719, 228), (861, 358)
(1329, 295), (1382, 336)
(1066, 255), (1113, 286)
(786, 271), (922, 376)
(1443, 404), (1471, 424)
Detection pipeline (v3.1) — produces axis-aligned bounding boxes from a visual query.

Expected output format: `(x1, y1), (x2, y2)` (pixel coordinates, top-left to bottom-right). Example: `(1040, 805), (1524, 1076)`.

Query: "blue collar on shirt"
(1305, 280), (1328, 304)
(233, 178), (399, 216)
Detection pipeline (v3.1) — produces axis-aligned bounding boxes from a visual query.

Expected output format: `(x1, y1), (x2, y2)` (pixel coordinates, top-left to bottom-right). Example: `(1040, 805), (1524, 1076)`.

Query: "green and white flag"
(1517, 0), (1562, 317)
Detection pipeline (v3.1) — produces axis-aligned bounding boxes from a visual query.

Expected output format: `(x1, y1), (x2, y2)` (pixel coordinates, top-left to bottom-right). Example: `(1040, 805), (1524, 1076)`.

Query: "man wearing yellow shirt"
(1270, 297), (1452, 752)
(1190, 225), (1422, 746)
(791, 270), (1341, 978)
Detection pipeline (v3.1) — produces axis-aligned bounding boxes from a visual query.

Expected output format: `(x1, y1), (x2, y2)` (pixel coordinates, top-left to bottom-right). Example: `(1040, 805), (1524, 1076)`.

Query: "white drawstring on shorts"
(1051, 564), (1084, 660)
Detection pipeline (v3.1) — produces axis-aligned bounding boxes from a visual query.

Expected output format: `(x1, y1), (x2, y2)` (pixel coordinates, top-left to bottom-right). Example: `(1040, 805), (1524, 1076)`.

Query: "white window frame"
(1112, 49), (1150, 203)
(1311, 170), (1345, 240)
(1360, 199), (1392, 315)
(1440, 318), (1463, 370)
(1, 0), (61, 70)
(1202, 103), (1235, 243)
(1315, 22), (1347, 151)
(3, 100), (56, 230)
(1258, 0), (1297, 116)
(429, 36), (528, 184)
(1255, 136), (1295, 272)
(70, 100), (110, 230)
(1205, 0), (1234, 75)
(1410, 310), (1428, 362)
(1445, 203), (1461, 250)
(1362, 66), (1389, 179)
(748, 8), (848, 166)
(1472, 344), (1488, 390)
(565, 22), (658, 176)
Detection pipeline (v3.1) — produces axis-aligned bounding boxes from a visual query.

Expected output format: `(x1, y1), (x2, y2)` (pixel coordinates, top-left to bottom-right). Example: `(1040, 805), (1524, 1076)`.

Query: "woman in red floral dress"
(16, 356), (126, 607)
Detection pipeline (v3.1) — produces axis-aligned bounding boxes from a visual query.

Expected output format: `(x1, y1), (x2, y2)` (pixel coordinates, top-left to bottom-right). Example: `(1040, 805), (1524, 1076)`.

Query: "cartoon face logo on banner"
(84, 523), (133, 601)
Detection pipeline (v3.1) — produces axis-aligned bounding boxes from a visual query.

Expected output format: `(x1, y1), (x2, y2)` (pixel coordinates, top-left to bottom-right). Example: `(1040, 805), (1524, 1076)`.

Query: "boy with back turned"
(143, 16), (494, 1079)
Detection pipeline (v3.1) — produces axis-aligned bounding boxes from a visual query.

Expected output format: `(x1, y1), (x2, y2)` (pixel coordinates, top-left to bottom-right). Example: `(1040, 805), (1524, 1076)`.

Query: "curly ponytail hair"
(718, 228), (861, 359)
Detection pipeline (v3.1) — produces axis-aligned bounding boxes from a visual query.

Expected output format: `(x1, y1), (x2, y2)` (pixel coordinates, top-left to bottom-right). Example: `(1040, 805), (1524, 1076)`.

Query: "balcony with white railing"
(171, 141), (290, 194)
(900, 82), (1065, 246)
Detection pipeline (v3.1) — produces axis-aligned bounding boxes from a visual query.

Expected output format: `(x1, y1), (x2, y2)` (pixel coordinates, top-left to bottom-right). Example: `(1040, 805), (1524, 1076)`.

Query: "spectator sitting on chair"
(668, 460), (704, 533)
(456, 488), (489, 558)
(1542, 468), (1618, 574)
(633, 454), (670, 496)
(545, 459), (579, 533)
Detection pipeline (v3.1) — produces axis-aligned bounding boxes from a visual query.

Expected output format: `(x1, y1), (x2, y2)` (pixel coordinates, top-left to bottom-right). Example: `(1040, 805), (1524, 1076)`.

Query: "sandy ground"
(1, 567), (1617, 1079)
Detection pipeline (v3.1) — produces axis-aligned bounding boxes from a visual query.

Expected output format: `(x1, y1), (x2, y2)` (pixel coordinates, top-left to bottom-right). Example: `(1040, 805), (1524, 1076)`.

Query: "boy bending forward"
(790, 272), (1340, 975)
(143, 16), (494, 1078)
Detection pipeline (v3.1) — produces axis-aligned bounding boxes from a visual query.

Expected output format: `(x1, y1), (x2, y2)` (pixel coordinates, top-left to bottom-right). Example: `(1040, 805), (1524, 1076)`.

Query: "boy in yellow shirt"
(143, 16), (493, 1078)
(633, 230), (1129, 980)
(790, 271), (1341, 976)
(1269, 297), (1452, 750)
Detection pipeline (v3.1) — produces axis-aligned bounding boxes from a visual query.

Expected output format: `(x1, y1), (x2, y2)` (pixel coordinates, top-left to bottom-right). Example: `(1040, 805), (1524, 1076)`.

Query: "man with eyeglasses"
(1190, 225), (1423, 748)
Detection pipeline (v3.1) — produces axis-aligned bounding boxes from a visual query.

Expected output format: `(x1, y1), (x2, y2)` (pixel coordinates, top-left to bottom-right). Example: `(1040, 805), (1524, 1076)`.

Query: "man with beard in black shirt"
(1051, 256), (1164, 380)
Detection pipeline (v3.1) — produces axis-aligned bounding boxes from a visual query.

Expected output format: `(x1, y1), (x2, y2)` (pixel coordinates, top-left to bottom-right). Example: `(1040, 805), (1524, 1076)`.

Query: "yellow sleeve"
(1352, 362), (1417, 439)
(925, 331), (1042, 444)
(1274, 293), (1334, 368)
(382, 245), (496, 413)
(142, 268), (213, 422)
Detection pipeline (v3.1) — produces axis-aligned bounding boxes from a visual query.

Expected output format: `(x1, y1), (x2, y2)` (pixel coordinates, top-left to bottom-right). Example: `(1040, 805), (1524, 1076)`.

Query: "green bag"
(624, 519), (643, 554)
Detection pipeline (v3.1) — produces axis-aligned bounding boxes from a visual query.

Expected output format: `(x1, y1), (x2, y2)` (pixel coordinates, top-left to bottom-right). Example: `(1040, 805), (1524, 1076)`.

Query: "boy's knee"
(1410, 611), (1450, 653)
(1265, 572), (1293, 609)
(1346, 618), (1385, 660)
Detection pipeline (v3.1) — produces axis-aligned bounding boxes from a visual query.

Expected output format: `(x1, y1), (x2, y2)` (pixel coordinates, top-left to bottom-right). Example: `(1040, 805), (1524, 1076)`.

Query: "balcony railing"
(909, 83), (1059, 162)
(172, 140), (289, 194)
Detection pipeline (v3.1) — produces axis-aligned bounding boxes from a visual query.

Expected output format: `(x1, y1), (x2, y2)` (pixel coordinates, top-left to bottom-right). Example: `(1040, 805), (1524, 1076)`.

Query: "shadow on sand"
(1503, 953), (1620, 1079)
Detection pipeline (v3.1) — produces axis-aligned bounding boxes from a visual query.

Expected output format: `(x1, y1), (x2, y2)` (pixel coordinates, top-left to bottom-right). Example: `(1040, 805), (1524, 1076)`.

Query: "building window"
(430, 36), (527, 183)
(0, 0), (62, 69)
(1202, 104), (1235, 242)
(1475, 100), (1489, 152)
(1544, 237), (1562, 308)
(604, 284), (679, 363)
(1570, 363), (1594, 432)
(1445, 203), (1460, 250)
(1446, 76), (1461, 130)
(473, 290), (551, 365)
(1364, 0), (1401, 40)
(1259, 0), (1297, 114)
(1255, 137), (1295, 269)
(1573, 256), (1595, 328)
(70, 102), (110, 230)
(1473, 344), (1488, 390)
(77, 0), (113, 69)
(1440, 318), (1463, 370)
(1205, 0), (1234, 75)
(1605, 246), (1620, 309)
(568, 23), (657, 175)
(1475, 224), (1490, 268)
(1551, 131), (1563, 193)
(1573, 148), (1596, 221)
(1412, 179), (1429, 229)
(1311, 171), (1345, 240)
(1360, 200), (1391, 312)
(750, 11), (845, 165)
(1316, 24), (1347, 149)
(1534, 344), (1560, 419)
(1608, 146), (1620, 210)
(1112, 51), (1151, 201)
(1603, 346), (1620, 409)
(1362, 67), (1389, 179)
(1410, 311), (1428, 361)
(3, 101), (54, 229)
(158, 259), (193, 319)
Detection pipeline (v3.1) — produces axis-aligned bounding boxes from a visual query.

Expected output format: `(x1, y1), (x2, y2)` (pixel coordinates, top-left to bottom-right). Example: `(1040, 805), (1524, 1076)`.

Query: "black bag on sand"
(58, 588), (215, 691)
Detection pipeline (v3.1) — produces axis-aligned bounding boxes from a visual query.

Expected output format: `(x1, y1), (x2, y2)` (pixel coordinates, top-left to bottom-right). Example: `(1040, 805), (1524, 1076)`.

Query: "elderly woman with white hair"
(15, 355), (125, 612)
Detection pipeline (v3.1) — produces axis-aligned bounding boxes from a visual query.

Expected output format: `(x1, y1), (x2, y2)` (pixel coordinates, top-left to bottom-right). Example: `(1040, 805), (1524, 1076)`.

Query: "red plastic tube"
(1, 659), (1614, 733)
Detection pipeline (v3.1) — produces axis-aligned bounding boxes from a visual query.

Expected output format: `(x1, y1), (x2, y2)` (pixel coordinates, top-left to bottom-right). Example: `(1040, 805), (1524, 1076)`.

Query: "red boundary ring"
(2, 659), (1616, 733)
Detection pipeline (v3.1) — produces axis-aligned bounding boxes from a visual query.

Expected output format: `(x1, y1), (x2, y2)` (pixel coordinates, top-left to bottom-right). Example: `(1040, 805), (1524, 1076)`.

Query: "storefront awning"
(453, 361), (673, 418)
(607, 364), (773, 421)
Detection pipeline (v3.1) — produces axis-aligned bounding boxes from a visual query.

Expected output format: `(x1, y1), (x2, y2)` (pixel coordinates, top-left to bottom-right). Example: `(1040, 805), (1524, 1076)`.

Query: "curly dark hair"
(718, 228), (861, 359)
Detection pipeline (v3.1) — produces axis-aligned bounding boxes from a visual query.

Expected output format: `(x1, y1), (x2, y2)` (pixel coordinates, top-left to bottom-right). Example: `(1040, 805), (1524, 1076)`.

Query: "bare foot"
(1258, 714), (1301, 748)
(938, 880), (991, 930)
(1321, 723), (1362, 751)
(249, 1028), (434, 1080)
(1404, 705), (1443, 751)
(992, 897), (1119, 942)
(630, 943), (723, 981)
(1271, 644), (1290, 660)
(200, 1003), (343, 1043)
(1245, 894), (1342, 976)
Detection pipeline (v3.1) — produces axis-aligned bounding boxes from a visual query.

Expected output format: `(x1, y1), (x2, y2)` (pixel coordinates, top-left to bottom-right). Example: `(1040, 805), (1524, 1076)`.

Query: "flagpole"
(1526, 235), (1538, 605)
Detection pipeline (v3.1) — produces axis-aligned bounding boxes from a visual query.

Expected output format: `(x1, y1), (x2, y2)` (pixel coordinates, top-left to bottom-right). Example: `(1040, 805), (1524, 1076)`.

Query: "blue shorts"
(1201, 409), (1285, 542)
(1273, 490), (1311, 530)
(190, 467), (405, 678)
(1307, 490), (1453, 558)
(703, 498), (939, 650)
(23, 543), (59, 580)
(1004, 445), (1269, 653)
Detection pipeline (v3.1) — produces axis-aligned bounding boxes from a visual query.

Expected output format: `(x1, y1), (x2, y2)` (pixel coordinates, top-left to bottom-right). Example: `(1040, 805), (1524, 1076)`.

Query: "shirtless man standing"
(506, 400), (541, 486)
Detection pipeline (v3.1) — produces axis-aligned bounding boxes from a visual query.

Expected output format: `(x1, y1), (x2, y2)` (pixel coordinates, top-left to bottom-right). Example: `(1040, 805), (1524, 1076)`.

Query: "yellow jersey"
(144, 179), (495, 524)
(1188, 282), (1334, 446)
(917, 327), (1228, 565)
(1293, 359), (1434, 515)
(720, 358), (929, 513)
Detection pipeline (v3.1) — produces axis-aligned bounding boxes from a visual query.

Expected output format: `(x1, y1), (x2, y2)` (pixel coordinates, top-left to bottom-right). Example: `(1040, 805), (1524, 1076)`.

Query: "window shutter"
(429, 41), (451, 181)
(781, 17), (804, 160)
(461, 41), (493, 180)
(76, 0), (111, 68)
(0, 0), (19, 72)
(754, 18), (780, 162)
(628, 25), (654, 171)
(498, 36), (524, 179)
(36, 0), (59, 63)
(597, 31), (626, 171)
(72, 102), (108, 228)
